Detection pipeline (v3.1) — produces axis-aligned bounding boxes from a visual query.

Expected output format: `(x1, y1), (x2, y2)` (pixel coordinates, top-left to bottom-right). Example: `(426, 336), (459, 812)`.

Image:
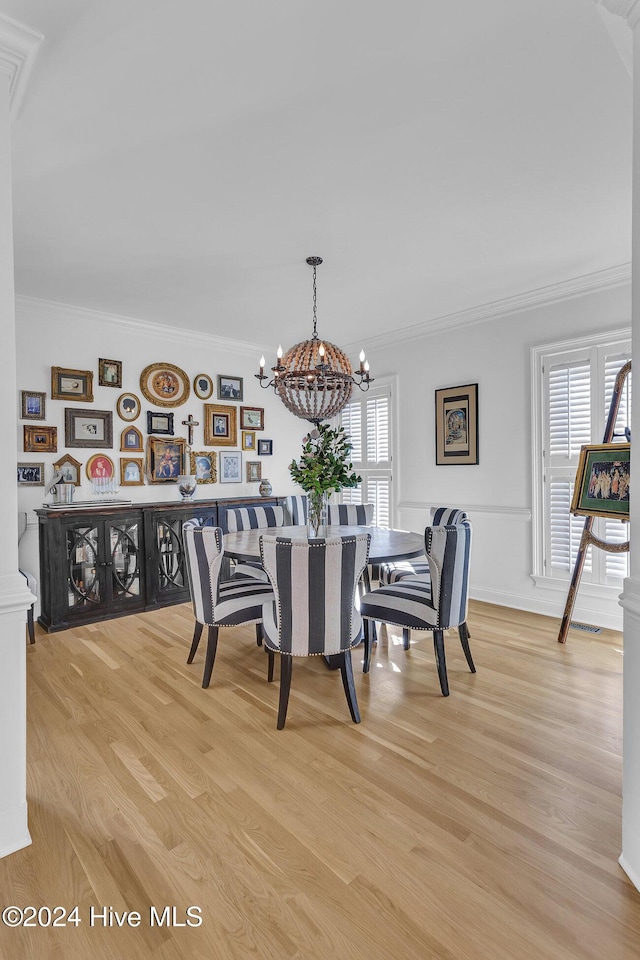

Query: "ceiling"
(3, 0), (633, 352)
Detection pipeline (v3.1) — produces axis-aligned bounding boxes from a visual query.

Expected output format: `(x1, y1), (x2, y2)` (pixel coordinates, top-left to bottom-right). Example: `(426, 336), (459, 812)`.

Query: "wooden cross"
(182, 414), (199, 446)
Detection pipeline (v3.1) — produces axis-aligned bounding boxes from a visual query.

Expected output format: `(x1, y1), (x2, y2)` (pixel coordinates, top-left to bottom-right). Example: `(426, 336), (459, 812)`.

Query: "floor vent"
(569, 622), (602, 634)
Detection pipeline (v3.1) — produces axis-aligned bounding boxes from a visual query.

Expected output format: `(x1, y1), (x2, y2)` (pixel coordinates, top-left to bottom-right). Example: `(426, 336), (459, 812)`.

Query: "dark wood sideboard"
(35, 496), (281, 632)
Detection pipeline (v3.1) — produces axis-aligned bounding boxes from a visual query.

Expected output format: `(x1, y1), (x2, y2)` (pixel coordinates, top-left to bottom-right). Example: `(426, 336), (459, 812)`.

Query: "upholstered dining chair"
(282, 494), (308, 526)
(327, 502), (374, 526)
(182, 523), (274, 688)
(379, 506), (468, 584)
(360, 520), (474, 696)
(259, 532), (370, 729)
(221, 503), (285, 586)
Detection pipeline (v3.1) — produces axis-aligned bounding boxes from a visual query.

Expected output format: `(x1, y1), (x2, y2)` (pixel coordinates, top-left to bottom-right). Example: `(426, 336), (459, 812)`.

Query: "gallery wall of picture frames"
(18, 358), (271, 492)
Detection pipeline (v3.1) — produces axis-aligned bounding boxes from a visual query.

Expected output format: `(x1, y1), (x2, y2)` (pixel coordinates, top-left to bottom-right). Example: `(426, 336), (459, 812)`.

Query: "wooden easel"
(557, 360), (631, 644)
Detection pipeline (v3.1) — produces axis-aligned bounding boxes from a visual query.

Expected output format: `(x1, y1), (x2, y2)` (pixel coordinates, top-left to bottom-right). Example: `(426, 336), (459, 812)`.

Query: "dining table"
(223, 524), (425, 567)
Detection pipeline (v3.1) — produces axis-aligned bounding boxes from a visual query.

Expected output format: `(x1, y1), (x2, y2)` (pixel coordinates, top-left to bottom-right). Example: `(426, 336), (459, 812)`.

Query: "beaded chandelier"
(255, 256), (372, 425)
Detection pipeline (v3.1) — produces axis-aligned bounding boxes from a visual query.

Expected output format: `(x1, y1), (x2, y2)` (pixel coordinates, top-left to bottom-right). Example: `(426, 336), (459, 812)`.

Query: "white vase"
(177, 475), (197, 500)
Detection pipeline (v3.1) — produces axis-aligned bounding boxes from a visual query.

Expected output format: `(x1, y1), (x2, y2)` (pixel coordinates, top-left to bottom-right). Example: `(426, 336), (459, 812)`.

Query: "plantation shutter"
(340, 384), (393, 528)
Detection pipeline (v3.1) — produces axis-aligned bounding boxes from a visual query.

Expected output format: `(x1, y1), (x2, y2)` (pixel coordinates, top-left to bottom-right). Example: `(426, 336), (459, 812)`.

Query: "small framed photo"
(53, 453), (82, 486)
(217, 375), (243, 401)
(190, 450), (217, 484)
(98, 358), (122, 388)
(86, 454), (115, 481)
(571, 443), (630, 520)
(219, 451), (242, 483)
(65, 408), (113, 448)
(242, 430), (256, 451)
(146, 437), (187, 482)
(240, 406), (264, 431)
(120, 457), (144, 486)
(17, 463), (44, 486)
(21, 390), (46, 420)
(193, 373), (214, 400)
(120, 425), (144, 452)
(246, 461), (262, 483)
(147, 411), (174, 435)
(204, 403), (237, 446)
(24, 425), (57, 453)
(435, 383), (478, 466)
(51, 366), (94, 403)
(258, 438), (273, 456)
(116, 392), (141, 421)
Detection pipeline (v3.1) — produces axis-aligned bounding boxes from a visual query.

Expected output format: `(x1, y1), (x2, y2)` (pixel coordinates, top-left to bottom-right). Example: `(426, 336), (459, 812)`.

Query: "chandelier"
(255, 256), (373, 425)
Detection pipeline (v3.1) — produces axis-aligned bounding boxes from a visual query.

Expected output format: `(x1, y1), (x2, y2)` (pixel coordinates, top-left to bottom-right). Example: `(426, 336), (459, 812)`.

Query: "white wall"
(15, 297), (308, 603)
(363, 279), (631, 630)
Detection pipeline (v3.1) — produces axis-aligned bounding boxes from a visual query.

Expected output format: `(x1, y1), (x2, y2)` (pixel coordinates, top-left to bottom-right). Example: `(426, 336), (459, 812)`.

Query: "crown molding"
(15, 295), (263, 357)
(598, 0), (640, 28)
(0, 14), (43, 119)
(345, 263), (631, 353)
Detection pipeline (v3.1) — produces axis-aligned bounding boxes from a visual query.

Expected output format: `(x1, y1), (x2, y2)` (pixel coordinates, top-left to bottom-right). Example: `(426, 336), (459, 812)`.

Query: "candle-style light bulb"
(359, 349), (366, 372)
(277, 344), (283, 359)
(259, 355), (265, 374)
(364, 359), (370, 374)
(319, 342), (325, 358)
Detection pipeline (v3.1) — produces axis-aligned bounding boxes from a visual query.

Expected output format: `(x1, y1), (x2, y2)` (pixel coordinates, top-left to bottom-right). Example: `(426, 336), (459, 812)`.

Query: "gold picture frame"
(120, 457), (145, 486)
(140, 362), (190, 408)
(51, 367), (94, 403)
(23, 425), (57, 453)
(146, 436), (187, 482)
(570, 443), (630, 520)
(204, 403), (238, 446)
(190, 450), (217, 484)
(53, 453), (82, 486)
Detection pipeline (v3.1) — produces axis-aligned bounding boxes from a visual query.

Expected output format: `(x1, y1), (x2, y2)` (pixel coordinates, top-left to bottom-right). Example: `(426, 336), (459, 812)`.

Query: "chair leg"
(27, 606), (35, 644)
(433, 630), (450, 696)
(202, 625), (219, 688)
(402, 627), (410, 650)
(363, 618), (374, 674)
(277, 656), (293, 729)
(458, 621), (476, 673)
(256, 623), (263, 647)
(339, 650), (361, 724)
(267, 648), (275, 682)
(187, 621), (203, 663)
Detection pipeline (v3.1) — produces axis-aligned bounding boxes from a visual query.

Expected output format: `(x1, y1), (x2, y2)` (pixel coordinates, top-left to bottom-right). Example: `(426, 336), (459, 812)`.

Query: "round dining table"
(223, 524), (425, 565)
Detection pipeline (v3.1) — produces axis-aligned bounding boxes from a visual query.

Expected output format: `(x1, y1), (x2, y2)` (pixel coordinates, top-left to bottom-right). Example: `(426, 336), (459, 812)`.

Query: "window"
(339, 381), (393, 528)
(533, 333), (631, 588)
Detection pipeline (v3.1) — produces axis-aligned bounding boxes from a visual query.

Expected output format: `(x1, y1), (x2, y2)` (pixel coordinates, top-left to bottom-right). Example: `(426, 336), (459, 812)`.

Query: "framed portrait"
(51, 366), (94, 403)
(571, 443), (630, 520)
(190, 450), (217, 484)
(193, 373), (214, 400)
(120, 425), (144, 452)
(204, 403), (238, 446)
(435, 383), (478, 466)
(53, 453), (82, 486)
(217, 375), (244, 401)
(140, 362), (190, 407)
(120, 457), (144, 486)
(246, 461), (262, 483)
(240, 406), (264, 431)
(242, 430), (256, 451)
(21, 390), (46, 420)
(86, 454), (115, 481)
(219, 451), (242, 483)
(64, 408), (113, 448)
(98, 358), (122, 388)
(146, 436), (187, 483)
(24, 425), (57, 453)
(258, 438), (273, 456)
(147, 410), (174, 435)
(17, 463), (44, 486)
(117, 392), (141, 421)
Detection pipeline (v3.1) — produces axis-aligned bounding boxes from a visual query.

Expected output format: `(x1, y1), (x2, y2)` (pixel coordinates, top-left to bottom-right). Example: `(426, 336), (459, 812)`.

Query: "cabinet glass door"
(156, 518), (186, 594)
(67, 525), (100, 608)
(109, 520), (141, 602)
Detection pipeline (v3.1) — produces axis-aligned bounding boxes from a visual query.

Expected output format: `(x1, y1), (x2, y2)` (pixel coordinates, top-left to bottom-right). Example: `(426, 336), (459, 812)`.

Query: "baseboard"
(470, 586), (623, 632)
(618, 854), (640, 893)
(0, 802), (31, 860)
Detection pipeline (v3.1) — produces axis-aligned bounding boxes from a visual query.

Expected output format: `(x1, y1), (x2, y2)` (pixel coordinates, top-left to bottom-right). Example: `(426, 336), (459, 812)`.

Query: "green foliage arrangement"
(289, 424), (361, 533)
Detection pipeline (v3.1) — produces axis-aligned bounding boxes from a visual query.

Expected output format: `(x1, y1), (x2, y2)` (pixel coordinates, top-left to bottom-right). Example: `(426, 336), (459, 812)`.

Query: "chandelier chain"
(312, 265), (318, 339)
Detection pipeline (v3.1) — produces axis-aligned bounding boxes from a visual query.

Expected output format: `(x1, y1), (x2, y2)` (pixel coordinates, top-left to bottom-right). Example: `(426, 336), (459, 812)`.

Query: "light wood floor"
(1, 600), (637, 960)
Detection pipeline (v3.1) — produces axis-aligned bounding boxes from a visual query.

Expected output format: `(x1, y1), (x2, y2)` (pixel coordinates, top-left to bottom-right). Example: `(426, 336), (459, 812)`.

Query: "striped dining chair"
(327, 503), (374, 526)
(259, 533), (370, 729)
(379, 507), (468, 584)
(282, 495), (308, 526)
(360, 520), (474, 696)
(182, 523), (274, 688)
(221, 503), (286, 588)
